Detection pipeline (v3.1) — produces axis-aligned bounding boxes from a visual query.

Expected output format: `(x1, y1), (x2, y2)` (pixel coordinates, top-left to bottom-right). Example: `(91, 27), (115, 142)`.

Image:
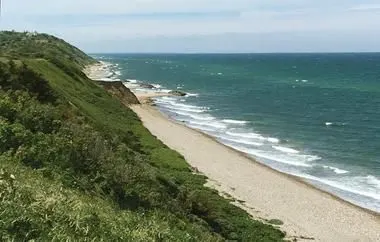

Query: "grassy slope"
(0, 31), (285, 241)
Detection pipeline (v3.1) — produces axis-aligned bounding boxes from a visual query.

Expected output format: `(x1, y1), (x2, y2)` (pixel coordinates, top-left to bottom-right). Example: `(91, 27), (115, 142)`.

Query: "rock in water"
(169, 90), (187, 96)
(140, 83), (156, 89)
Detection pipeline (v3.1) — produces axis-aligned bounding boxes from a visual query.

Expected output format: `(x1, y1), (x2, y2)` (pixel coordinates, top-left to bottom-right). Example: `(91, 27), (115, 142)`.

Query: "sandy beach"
(87, 63), (380, 241)
(84, 61), (115, 80)
(131, 103), (380, 241)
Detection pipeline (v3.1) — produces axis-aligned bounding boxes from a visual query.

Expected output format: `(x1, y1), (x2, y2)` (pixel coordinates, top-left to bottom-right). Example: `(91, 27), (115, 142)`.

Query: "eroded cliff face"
(96, 81), (140, 105)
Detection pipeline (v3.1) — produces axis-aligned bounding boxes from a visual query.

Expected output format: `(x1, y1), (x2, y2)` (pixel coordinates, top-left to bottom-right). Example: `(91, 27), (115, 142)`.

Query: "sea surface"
(92, 53), (380, 212)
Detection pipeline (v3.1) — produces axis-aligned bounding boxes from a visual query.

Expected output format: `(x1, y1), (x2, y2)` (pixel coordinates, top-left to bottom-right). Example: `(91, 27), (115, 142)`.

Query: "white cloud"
(3, 0), (356, 15)
(5, 0), (253, 15)
(54, 7), (380, 38)
(2, 0), (380, 52)
(350, 4), (380, 11)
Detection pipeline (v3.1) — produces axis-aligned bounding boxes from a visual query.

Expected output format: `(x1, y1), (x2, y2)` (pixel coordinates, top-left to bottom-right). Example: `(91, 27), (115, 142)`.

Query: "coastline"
(87, 62), (380, 241)
(131, 103), (380, 242)
(153, 104), (380, 218)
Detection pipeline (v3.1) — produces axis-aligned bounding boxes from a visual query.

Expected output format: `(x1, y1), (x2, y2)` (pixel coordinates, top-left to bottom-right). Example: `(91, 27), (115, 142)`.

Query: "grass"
(0, 31), (285, 241)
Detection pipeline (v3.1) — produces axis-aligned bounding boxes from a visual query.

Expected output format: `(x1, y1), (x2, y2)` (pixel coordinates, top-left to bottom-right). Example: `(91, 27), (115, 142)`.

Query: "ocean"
(92, 53), (380, 213)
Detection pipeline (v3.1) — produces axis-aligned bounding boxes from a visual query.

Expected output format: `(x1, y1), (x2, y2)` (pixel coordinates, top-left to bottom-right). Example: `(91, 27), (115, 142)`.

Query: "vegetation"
(0, 31), (285, 241)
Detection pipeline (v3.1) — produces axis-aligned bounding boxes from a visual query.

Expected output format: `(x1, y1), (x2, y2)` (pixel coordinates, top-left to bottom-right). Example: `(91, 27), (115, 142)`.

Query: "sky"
(1, 0), (380, 53)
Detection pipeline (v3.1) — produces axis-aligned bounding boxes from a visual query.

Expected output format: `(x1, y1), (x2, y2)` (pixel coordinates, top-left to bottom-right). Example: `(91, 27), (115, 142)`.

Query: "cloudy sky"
(2, 0), (380, 53)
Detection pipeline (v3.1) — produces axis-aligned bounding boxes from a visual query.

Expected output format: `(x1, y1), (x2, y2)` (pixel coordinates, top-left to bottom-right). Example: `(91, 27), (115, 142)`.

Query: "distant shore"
(86, 62), (380, 241)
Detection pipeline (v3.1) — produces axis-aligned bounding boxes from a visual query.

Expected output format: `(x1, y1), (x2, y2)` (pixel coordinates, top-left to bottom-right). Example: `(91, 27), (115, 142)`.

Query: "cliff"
(96, 81), (140, 105)
(0, 31), (284, 241)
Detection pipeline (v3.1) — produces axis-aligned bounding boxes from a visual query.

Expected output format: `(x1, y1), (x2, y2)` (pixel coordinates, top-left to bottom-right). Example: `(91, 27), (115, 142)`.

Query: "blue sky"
(2, 0), (380, 52)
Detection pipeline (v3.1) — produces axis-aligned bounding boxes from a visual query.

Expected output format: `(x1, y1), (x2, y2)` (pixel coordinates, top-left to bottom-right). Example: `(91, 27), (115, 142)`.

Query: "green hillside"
(0, 31), (285, 241)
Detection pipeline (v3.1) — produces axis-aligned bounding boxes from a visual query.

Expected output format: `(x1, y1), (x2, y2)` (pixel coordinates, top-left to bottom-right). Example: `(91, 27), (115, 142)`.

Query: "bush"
(0, 118), (32, 153)
(0, 61), (56, 103)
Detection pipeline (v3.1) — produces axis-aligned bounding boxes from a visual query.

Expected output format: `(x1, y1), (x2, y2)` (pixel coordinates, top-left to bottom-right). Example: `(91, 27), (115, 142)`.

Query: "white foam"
(151, 84), (162, 89)
(366, 175), (380, 189)
(297, 174), (380, 200)
(301, 79), (308, 83)
(186, 93), (199, 97)
(164, 105), (207, 113)
(325, 122), (347, 127)
(227, 145), (312, 168)
(188, 120), (227, 129)
(166, 101), (208, 111)
(323, 165), (349, 174)
(160, 96), (177, 101)
(173, 111), (215, 121)
(272, 146), (300, 154)
(222, 119), (249, 125)
(155, 100), (208, 113)
(304, 155), (322, 162)
(225, 131), (280, 144)
(127, 79), (138, 83)
(226, 131), (264, 140)
(267, 137), (280, 143)
(154, 98), (176, 104)
(217, 136), (264, 146)
(255, 153), (312, 168)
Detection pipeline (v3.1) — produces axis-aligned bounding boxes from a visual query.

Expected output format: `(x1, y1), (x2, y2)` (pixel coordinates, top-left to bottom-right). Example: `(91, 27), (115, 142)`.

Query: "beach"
(88, 62), (380, 241)
(131, 102), (380, 241)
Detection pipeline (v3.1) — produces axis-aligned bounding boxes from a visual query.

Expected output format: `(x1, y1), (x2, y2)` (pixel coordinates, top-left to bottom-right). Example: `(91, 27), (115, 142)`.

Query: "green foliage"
(0, 31), (285, 241)
(0, 31), (93, 68)
(0, 160), (219, 242)
(0, 61), (57, 103)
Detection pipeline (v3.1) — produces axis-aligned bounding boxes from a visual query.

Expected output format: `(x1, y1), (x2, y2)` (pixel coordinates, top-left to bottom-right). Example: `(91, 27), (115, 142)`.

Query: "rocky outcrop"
(139, 83), (156, 89)
(169, 90), (187, 96)
(96, 81), (140, 105)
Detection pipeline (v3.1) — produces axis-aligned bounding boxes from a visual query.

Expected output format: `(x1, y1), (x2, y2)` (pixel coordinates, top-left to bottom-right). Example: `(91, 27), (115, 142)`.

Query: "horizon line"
(88, 51), (380, 55)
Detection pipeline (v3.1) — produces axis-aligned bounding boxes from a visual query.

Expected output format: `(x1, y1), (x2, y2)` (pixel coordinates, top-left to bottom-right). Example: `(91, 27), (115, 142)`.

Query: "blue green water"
(93, 53), (380, 212)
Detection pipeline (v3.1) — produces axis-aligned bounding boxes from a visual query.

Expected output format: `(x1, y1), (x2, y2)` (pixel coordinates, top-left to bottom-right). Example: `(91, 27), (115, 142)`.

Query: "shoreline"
(131, 102), (380, 241)
(153, 103), (380, 218)
(86, 62), (380, 241)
